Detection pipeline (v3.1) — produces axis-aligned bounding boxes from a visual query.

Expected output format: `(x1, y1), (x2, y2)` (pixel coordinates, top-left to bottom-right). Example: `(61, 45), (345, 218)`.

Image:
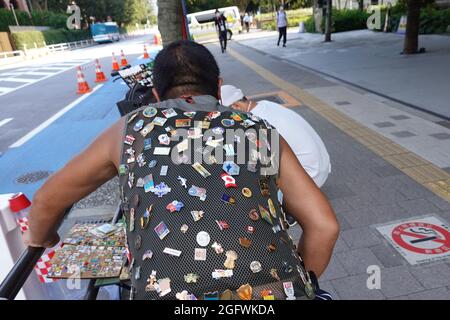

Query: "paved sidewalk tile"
(370, 243), (406, 268)
(336, 248), (383, 276)
(410, 263), (450, 290)
(378, 266), (424, 298)
(341, 227), (382, 249)
(320, 254), (349, 281)
(407, 287), (450, 300)
(331, 274), (385, 300)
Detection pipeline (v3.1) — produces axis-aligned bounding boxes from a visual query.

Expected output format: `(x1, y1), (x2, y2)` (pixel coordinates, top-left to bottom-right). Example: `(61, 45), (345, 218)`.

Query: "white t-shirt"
(251, 100), (331, 187)
(277, 11), (287, 28)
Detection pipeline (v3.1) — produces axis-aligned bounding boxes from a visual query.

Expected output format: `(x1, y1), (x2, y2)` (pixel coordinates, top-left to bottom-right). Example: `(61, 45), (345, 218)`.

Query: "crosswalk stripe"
(23, 71), (53, 76)
(0, 118), (13, 128)
(0, 77), (36, 83)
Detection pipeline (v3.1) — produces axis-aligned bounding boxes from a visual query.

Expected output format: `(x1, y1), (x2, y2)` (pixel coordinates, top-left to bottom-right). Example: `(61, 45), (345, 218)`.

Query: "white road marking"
(0, 77), (37, 83)
(0, 118), (13, 128)
(22, 71), (53, 76)
(9, 84), (104, 148)
(0, 87), (13, 93)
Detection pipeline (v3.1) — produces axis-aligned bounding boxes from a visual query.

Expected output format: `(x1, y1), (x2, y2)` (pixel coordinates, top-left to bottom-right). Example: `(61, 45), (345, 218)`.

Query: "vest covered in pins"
(119, 97), (314, 300)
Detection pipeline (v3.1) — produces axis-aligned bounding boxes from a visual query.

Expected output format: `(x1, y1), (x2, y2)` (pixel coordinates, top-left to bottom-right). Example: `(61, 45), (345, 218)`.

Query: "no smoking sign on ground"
(376, 216), (450, 265)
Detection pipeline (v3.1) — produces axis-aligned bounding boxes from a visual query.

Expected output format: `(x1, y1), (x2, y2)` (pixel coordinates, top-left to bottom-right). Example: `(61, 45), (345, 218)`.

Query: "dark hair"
(152, 40), (220, 100)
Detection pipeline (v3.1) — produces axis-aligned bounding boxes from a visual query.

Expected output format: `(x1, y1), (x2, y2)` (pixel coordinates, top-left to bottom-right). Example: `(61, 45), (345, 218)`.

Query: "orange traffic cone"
(153, 34), (159, 45)
(112, 52), (120, 71)
(76, 66), (92, 95)
(143, 45), (150, 59)
(94, 59), (107, 83)
(120, 50), (128, 67)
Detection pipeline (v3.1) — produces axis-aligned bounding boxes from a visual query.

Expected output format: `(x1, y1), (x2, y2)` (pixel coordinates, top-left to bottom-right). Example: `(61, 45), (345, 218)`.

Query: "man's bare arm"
(24, 118), (125, 248)
(278, 137), (339, 277)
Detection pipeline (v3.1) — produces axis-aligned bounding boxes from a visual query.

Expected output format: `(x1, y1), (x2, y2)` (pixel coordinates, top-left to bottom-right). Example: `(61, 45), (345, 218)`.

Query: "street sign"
(376, 216), (450, 265)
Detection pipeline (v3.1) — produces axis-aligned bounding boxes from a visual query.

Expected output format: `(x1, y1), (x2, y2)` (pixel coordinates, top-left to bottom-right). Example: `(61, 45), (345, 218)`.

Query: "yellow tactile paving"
(227, 47), (450, 203)
(248, 91), (301, 108)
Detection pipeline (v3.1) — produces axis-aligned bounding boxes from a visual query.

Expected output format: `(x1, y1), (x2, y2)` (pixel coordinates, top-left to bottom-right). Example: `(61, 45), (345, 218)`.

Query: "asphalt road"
(0, 35), (157, 153)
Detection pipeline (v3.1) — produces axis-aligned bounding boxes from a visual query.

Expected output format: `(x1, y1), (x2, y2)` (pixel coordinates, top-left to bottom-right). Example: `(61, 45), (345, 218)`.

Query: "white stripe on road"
(9, 84), (104, 148)
(0, 87), (13, 93)
(0, 77), (37, 83)
(23, 71), (53, 76)
(0, 118), (13, 128)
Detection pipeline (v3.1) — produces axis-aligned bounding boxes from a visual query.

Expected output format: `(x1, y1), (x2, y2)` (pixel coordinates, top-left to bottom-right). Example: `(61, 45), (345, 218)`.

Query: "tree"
(157, 0), (184, 46)
(403, 0), (422, 54)
(324, 0), (331, 42)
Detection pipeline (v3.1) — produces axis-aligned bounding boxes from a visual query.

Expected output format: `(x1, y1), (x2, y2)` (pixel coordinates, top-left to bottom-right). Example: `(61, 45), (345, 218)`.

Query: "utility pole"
(324, 0), (332, 42)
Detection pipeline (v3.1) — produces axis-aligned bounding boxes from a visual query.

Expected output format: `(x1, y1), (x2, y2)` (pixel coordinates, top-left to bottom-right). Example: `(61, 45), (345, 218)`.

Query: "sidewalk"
(212, 41), (450, 299)
(236, 30), (450, 171)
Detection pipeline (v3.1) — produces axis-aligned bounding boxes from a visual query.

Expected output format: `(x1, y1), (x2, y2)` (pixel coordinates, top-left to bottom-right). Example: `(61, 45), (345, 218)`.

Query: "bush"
(0, 8), (32, 32)
(332, 9), (371, 32)
(11, 29), (91, 50)
(31, 11), (67, 29)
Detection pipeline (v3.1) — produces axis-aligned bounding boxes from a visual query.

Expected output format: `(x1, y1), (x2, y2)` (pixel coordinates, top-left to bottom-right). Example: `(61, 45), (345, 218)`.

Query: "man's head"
(279, 5), (284, 11)
(215, 9), (221, 17)
(220, 85), (250, 112)
(152, 40), (222, 101)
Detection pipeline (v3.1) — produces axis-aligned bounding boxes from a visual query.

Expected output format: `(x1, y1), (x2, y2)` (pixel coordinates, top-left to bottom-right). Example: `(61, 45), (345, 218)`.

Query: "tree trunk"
(403, 0), (421, 54)
(157, 0), (184, 46)
(324, 0), (332, 42)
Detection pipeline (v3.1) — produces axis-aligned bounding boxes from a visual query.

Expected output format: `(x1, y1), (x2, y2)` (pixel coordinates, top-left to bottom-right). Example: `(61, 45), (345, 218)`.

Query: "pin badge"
(133, 119), (144, 131)
(162, 108), (177, 118)
(242, 187), (252, 198)
(247, 162), (257, 173)
(223, 161), (240, 175)
(223, 144), (235, 156)
(206, 111), (221, 120)
(134, 266), (141, 280)
(127, 112), (138, 123)
(236, 284), (253, 300)
(259, 178), (270, 197)
(129, 208), (135, 232)
(239, 237), (252, 248)
(142, 106), (157, 118)
(175, 118), (191, 128)
(184, 273), (199, 283)
(143, 174), (154, 193)
(221, 119), (235, 127)
(136, 178), (144, 188)
(160, 165), (168, 176)
(196, 231), (211, 247)
(246, 226), (255, 233)
(211, 242), (224, 254)
(283, 281), (296, 300)
(212, 269), (233, 279)
(188, 185), (207, 201)
(142, 250), (153, 261)
(176, 139), (189, 153)
(166, 200), (184, 213)
(206, 137), (223, 148)
(124, 135), (135, 146)
(140, 123), (154, 137)
(221, 173), (237, 188)
(194, 248), (207, 261)
(249, 209), (260, 221)
(145, 270), (158, 292)
(267, 243), (277, 252)
(154, 221), (170, 240)
(176, 291), (198, 300)
(272, 224), (282, 233)
(220, 289), (233, 300)
(212, 126), (225, 135)
(152, 117), (167, 126)
(283, 261), (294, 273)
(250, 261), (262, 273)
(204, 292), (219, 300)
(224, 250), (237, 269)
(128, 172), (135, 188)
(259, 204), (273, 225)
(163, 247), (182, 257)
(195, 120), (210, 129)
(216, 220), (230, 230)
(242, 119), (256, 128)
(119, 164), (129, 175)
(153, 182), (171, 197)
(191, 210), (204, 222)
(180, 224), (189, 233)
(177, 176), (187, 188)
(136, 153), (146, 167)
(184, 111), (196, 118)
(135, 234), (142, 250)
(187, 127), (203, 139)
(158, 134), (170, 145)
(192, 162), (211, 178)
(157, 278), (171, 297)
(221, 194), (236, 204)
(268, 198), (277, 218)
(261, 290), (275, 300)
(270, 268), (281, 281)
(148, 159), (157, 168)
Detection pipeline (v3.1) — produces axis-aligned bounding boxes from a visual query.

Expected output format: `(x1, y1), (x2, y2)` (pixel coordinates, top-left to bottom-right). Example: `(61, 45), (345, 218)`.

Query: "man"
(243, 12), (250, 33)
(221, 85), (331, 189)
(214, 9), (228, 53)
(24, 41), (338, 299)
(276, 5), (288, 47)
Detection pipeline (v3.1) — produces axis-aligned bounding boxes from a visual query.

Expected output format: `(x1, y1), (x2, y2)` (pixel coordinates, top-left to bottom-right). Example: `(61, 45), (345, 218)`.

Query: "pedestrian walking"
(243, 13), (250, 33)
(214, 9), (228, 53)
(277, 5), (288, 47)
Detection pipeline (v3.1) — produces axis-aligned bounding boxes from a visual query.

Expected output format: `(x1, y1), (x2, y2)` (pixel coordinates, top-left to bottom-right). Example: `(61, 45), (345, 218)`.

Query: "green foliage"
(11, 29), (91, 50)
(0, 8), (32, 31)
(31, 10), (67, 28)
(331, 9), (370, 33)
(260, 9), (312, 30)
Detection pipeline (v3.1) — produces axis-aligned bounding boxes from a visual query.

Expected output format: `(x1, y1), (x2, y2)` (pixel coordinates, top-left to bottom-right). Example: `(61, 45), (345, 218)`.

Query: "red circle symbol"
(391, 222), (450, 255)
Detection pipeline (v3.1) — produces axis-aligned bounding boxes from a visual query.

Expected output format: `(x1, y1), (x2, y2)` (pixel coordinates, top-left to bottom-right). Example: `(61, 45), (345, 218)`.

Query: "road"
(0, 35), (161, 196)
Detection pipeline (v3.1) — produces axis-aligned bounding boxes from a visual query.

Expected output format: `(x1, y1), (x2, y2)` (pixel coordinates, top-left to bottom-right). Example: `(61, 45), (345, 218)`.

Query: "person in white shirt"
(243, 12), (250, 32)
(277, 5), (288, 47)
(221, 85), (331, 188)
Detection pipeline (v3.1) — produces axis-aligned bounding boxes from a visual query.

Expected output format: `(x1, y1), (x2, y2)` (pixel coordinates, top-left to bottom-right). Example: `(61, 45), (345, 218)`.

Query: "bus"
(187, 6), (242, 42)
(90, 22), (120, 43)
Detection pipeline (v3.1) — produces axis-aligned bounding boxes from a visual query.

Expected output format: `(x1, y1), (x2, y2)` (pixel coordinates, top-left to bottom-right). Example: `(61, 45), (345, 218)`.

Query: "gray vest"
(119, 95), (314, 300)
